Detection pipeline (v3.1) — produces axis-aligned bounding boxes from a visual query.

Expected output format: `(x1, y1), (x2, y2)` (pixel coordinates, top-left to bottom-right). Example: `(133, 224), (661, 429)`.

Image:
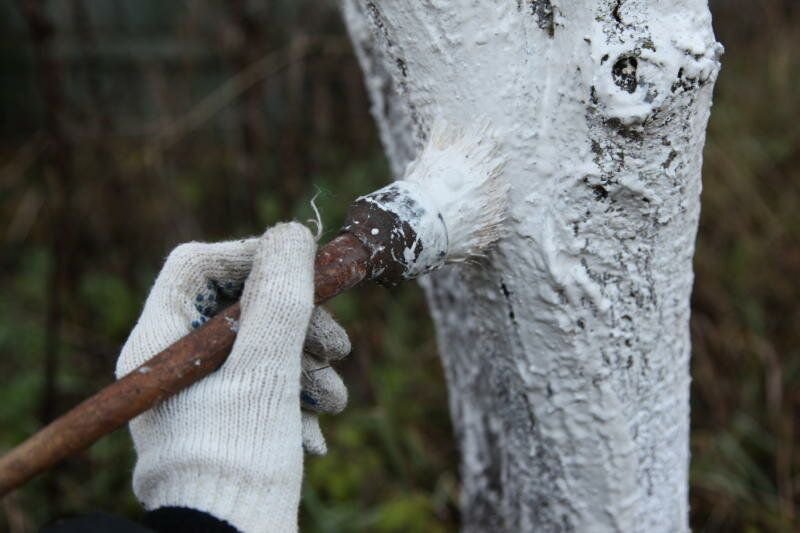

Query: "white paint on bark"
(342, 1), (722, 531)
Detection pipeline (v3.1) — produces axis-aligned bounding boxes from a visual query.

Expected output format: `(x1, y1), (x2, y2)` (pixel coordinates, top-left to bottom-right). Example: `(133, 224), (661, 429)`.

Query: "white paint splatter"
(225, 316), (240, 333)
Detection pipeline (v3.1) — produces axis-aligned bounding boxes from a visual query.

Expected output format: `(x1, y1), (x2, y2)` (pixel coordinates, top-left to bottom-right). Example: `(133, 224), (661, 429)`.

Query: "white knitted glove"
(116, 223), (350, 532)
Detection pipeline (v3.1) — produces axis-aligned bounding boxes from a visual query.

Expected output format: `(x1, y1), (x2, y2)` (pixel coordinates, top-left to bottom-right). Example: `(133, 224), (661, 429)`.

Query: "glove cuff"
(130, 370), (303, 533)
(139, 470), (300, 533)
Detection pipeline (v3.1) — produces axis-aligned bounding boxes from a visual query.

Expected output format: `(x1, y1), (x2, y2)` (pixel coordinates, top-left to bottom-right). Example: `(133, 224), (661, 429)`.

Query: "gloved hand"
(115, 223), (350, 532)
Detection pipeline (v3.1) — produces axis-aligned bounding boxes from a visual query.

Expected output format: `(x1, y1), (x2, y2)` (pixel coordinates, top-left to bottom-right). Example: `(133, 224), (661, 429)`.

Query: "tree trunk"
(342, 1), (722, 531)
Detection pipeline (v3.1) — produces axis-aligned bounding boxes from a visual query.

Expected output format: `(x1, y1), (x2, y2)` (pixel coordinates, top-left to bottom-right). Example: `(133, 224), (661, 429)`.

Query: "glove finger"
(158, 238), (260, 330)
(301, 411), (327, 455)
(233, 222), (316, 369)
(116, 238), (260, 378)
(304, 307), (351, 362)
(301, 354), (348, 414)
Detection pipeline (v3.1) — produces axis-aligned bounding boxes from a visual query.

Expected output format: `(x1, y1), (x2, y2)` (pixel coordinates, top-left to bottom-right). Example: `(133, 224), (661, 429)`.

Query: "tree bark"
(341, 1), (722, 531)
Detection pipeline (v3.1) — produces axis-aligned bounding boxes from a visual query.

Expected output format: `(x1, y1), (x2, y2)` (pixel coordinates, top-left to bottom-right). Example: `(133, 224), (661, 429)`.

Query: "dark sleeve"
(143, 507), (239, 532)
(41, 507), (238, 533)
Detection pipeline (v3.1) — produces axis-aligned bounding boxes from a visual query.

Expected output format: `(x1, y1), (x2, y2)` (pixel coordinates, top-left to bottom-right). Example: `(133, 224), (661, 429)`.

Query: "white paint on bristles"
(361, 120), (508, 279)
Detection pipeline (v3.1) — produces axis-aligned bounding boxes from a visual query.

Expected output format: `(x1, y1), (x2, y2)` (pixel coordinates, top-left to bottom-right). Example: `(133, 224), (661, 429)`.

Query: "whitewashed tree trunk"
(341, 1), (722, 531)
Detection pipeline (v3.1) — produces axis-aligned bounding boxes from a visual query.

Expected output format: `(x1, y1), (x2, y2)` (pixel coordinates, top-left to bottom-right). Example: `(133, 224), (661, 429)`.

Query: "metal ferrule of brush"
(341, 181), (448, 287)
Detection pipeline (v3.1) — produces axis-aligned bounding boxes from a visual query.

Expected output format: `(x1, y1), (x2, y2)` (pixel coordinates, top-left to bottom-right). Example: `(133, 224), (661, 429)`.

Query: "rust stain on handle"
(0, 232), (370, 497)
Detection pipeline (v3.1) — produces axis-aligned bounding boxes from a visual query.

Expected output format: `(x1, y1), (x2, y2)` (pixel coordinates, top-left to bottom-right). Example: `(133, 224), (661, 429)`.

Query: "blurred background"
(0, 0), (796, 531)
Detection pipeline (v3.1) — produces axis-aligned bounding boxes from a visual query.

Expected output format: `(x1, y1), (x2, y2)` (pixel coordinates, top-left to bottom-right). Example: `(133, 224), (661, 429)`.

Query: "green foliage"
(79, 274), (140, 340)
(0, 1), (797, 531)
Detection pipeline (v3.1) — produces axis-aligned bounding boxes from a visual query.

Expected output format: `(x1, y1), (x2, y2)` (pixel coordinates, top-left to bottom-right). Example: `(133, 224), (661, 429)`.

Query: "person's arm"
(43, 507), (236, 532)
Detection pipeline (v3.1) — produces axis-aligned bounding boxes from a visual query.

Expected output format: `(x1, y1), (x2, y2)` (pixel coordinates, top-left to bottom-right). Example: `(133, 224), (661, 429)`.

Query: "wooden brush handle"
(0, 232), (370, 497)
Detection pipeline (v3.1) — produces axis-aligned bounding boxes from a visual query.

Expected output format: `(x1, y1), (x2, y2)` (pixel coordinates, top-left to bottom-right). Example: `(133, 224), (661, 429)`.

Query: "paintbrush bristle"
(341, 119), (508, 285)
(402, 120), (509, 263)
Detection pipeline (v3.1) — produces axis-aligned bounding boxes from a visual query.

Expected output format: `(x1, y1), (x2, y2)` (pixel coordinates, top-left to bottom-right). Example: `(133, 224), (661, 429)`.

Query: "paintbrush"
(0, 122), (507, 496)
